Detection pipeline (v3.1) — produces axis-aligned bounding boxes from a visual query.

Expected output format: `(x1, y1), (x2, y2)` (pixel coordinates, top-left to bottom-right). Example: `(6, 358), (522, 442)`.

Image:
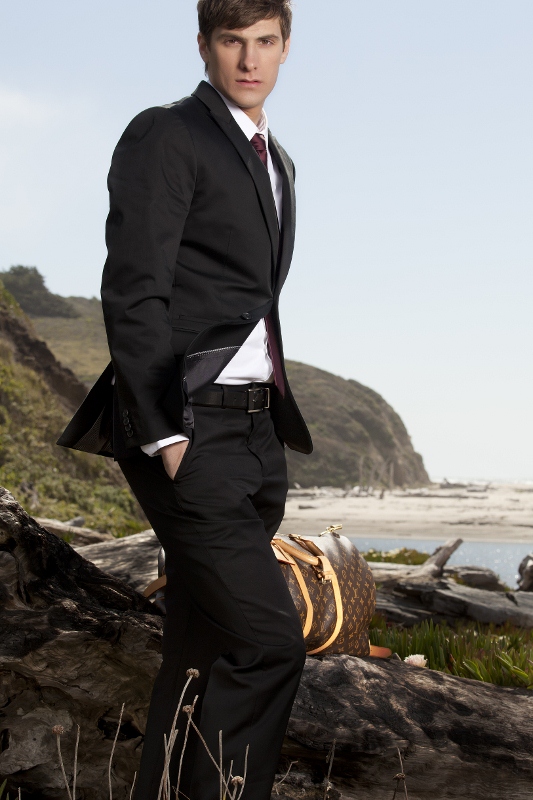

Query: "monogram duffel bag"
(144, 524), (390, 658)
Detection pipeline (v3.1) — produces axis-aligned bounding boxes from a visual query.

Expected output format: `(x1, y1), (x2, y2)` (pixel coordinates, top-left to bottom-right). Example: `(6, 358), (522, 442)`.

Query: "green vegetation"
(370, 616), (533, 689)
(32, 296), (109, 384)
(0, 266), (79, 318)
(0, 285), (145, 537)
(363, 546), (430, 565)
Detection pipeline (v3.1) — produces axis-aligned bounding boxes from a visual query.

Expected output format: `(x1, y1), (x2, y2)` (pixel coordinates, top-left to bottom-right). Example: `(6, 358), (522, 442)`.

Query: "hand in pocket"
(161, 439), (190, 480)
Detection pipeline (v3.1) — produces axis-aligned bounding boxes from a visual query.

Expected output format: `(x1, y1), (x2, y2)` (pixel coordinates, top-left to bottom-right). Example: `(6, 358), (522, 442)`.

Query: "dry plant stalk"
(73, 725), (80, 800)
(157, 668), (199, 800)
(323, 738), (337, 800)
(274, 760), (298, 794)
(50, 668), (250, 800)
(108, 703), (125, 800)
(183, 710), (248, 800)
(52, 725), (72, 800)
(391, 748), (409, 800)
(129, 772), (137, 800)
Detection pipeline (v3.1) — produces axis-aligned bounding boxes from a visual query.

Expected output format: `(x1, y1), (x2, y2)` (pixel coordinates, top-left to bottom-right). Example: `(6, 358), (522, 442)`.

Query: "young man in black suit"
(59, 1), (312, 797)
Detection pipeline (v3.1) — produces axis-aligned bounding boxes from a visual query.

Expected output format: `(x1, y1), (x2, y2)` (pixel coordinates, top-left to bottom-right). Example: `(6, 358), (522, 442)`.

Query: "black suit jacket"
(58, 81), (312, 458)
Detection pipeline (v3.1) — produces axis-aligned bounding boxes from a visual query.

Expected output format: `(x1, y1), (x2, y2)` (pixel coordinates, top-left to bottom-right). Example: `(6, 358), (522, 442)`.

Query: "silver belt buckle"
(247, 386), (270, 413)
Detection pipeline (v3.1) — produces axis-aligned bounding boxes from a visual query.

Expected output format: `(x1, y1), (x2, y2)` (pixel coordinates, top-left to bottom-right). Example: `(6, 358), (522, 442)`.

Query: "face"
(198, 18), (290, 122)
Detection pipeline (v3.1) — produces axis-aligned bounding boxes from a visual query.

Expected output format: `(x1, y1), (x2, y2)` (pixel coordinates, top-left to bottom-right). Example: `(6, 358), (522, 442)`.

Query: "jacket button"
(123, 410), (129, 418)
(124, 424), (132, 432)
(241, 312), (251, 320)
(126, 430), (134, 438)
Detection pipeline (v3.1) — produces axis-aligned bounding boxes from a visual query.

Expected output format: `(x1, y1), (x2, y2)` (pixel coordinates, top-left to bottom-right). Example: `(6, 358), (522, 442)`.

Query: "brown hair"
(198, 0), (292, 44)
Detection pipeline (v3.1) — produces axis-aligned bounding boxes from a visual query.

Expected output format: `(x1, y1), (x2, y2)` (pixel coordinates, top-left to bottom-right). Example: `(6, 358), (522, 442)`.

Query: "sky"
(1, 1), (532, 481)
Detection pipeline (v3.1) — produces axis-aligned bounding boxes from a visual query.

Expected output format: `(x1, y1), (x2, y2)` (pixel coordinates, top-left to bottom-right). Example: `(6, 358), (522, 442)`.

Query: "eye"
(224, 37), (240, 45)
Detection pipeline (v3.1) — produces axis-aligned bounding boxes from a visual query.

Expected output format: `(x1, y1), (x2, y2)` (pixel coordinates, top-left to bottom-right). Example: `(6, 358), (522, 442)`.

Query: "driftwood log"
(77, 533), (522, 628)
(73, 531), (161, 593)
(369, 537), (507, 592)
(280, 655), (533, 800)
(2, 489), (533, 799)
(35, 517), (114, 546)
(0, 488), (163, 799)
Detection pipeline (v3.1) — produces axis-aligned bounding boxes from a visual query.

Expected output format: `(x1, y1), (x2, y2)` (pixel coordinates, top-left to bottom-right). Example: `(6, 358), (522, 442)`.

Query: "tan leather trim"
(290, 560), (314, 638)
(143, 575), (167, 598)
(273, 538), (320, 567)
(289, 534), (325, 558)
(306, 558), (343, 655)
(368, 644), (392, 659)
(272, 541), (313, 638)
(271, 541), (297, 565)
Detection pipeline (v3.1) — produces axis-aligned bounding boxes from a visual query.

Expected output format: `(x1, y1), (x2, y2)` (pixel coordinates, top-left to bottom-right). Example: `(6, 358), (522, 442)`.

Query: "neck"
(241, 104), (264, 126)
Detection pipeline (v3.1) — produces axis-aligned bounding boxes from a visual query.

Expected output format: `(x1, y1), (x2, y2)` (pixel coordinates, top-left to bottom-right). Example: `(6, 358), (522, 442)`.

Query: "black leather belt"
(190, 383), (271, 413)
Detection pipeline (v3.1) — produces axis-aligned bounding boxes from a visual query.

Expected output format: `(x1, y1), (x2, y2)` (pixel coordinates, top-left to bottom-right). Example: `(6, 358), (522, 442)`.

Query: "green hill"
(0, 281), (146, 536)
(4, 267), (429, 488)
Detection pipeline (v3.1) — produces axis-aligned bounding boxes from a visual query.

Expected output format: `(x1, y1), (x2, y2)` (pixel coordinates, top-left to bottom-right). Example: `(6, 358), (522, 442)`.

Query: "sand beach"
(279, 482), (533, 543)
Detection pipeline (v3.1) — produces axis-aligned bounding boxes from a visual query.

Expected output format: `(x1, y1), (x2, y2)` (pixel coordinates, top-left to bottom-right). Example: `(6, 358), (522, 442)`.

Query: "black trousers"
(119, 404), (306, 800)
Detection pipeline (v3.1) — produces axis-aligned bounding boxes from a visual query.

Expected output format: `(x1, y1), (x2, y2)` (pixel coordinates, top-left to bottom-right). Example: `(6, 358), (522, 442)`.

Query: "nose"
(239, 43), (257, 72)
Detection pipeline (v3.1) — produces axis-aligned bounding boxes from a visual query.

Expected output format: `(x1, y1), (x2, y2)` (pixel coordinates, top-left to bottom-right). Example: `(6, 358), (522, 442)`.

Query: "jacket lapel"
(192, 82), (280, 266)
(268, 133), (296, 295)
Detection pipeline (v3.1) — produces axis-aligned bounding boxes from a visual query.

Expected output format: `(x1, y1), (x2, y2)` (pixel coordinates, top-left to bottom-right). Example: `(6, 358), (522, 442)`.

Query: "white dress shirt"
(141, 86), (283, 456)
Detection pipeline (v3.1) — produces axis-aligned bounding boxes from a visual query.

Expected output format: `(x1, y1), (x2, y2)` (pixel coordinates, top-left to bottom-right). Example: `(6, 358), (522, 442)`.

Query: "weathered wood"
(35, 516), (114, 546)
(369, 538), (463, 586)
(0, 488), (163, 799)
(376, 578), (533, 628)
(370, 561), (507, 592)
(279, 655), (533, 800)
(75, 530), (160, 593)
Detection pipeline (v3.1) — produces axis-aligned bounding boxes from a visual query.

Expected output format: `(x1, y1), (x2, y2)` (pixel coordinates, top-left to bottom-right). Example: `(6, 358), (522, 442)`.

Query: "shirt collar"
(207, 79), (268, 145)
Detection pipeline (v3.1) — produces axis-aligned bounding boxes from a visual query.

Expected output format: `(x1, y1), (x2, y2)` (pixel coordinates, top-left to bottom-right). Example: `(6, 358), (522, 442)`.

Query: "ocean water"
(349, 537), (533, 589)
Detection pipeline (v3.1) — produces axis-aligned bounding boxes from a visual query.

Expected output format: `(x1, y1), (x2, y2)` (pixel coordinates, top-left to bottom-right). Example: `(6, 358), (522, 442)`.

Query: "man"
(58, 1), (312, 797)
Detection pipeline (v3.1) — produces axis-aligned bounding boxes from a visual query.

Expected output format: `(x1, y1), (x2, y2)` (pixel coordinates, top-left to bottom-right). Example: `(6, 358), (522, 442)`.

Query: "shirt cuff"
(141, 434), (189, 457)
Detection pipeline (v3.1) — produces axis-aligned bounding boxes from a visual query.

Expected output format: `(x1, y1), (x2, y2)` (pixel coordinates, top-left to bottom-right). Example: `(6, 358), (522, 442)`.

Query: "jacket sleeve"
(101, 107), (197, 447)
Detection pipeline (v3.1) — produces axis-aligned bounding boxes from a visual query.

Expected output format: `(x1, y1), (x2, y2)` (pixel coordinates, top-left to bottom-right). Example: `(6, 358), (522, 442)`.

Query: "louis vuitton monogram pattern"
(274, 533), (375, 656)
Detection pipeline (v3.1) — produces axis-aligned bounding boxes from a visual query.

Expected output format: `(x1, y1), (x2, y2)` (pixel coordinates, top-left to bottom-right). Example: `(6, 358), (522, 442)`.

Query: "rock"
(0, 487), (163, 799)
(74, 530), (160, 593)
(518, 553), (533, 591)
(35, 517), (114, 546)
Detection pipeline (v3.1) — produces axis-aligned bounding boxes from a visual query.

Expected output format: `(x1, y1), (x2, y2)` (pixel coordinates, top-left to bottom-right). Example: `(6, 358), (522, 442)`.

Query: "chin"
(232, 86), (266, 104)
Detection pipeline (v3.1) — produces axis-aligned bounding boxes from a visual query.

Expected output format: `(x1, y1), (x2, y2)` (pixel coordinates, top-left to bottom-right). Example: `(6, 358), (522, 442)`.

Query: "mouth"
(236, 79), (262, 86)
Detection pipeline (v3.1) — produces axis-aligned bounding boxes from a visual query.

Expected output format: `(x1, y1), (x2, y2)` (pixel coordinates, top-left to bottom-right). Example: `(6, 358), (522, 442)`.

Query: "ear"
(198, 32), (209, 65)
(280, 35), (291, 64)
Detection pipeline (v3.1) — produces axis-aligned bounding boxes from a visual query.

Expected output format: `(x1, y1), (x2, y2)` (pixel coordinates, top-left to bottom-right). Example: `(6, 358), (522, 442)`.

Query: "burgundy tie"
(250, 133), (286, 396)
(251, 132), (268, 169)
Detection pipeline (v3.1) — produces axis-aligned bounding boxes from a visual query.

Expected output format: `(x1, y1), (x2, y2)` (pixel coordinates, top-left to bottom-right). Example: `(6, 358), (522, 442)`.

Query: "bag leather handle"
(306, 555), (344, 655)
(143, 575), (167, 597)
